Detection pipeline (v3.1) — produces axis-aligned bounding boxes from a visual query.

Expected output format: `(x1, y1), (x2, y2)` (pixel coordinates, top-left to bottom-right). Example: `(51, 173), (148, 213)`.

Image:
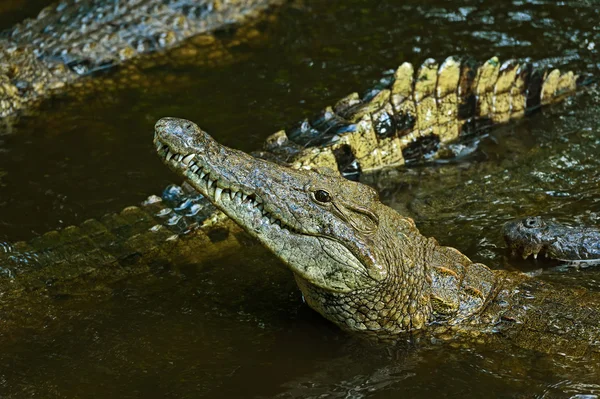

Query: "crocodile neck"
(295, 216), (523, 338)
(293, 213), (436, 336)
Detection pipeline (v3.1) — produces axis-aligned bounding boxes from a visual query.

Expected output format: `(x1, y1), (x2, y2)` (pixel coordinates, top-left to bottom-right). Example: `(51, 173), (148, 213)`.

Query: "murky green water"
(0, 0), (54, 29)
(1, 0), (600, 397)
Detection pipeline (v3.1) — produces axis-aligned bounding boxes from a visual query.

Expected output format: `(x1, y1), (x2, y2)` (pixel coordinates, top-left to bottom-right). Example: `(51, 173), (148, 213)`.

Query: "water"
(1, 0), (600, 397)
(0, 0), (54, 29)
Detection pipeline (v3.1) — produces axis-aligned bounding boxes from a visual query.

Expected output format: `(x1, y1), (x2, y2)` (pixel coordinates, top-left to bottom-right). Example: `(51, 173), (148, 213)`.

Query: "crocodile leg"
(482, 277), (600, 359)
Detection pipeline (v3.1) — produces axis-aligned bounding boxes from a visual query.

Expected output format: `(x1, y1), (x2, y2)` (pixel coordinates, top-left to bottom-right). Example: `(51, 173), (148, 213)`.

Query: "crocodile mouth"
(155, 139), (301, 235)
(514, 245), (549, 260)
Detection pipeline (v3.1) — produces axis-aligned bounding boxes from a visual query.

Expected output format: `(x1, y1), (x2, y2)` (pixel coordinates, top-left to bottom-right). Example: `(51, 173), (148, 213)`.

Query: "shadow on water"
(1, 0), (600, 397)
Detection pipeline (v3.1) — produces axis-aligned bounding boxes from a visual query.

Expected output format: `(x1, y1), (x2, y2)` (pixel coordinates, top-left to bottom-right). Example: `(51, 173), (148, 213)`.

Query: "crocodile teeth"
(207, 179), (216, 190)
(199, 171), (206, 180)
(257, 203), (264, 212)
(214, 187), (223, 203)
(166, 150), (174, 161)
(241, 193), (248, 202)
(176, 154), (183, 162)
(190, 165), (199, 173)
(234, 192), (242, 204)
(182, 154), (195, 165)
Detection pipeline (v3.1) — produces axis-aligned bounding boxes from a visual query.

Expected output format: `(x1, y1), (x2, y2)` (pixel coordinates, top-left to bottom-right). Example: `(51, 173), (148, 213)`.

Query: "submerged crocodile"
(0, 56), (589, 335)
(0, 0), (283, 118)
(155, 117), (600, 358)
(503, 216), (600, 263)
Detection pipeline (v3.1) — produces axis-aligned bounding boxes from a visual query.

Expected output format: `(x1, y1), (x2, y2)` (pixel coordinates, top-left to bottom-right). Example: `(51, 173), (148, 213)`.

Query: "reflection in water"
(0, 0), (599, 397)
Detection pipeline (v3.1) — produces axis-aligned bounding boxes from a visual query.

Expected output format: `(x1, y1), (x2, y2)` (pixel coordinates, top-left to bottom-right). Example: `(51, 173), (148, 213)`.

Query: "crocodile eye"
(523, 217), (542, 228)
(314, 189), (332, 203)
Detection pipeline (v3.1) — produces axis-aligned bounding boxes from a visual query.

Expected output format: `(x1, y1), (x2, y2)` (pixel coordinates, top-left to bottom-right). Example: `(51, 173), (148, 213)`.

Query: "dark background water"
(1, 0), (600, 397)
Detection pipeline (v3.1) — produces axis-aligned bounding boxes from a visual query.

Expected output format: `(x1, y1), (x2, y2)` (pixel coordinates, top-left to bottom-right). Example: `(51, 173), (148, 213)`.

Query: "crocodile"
(155, 116), (600, 358)
(0, 56), (589, 336)
(0, 0), (283, 118)
(503, 216), (600, 263)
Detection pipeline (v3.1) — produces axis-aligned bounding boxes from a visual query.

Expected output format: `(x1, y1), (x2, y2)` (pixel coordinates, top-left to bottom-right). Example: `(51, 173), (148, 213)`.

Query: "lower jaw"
(184, 175), (283, 236)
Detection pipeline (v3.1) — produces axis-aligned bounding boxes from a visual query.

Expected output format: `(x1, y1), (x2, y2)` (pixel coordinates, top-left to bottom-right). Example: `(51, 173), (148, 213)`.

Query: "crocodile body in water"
(503, 216), (600, 263)
(155, 117), (600, 358)
(0, 0), (283, 118)
(0, 56), (590, 336)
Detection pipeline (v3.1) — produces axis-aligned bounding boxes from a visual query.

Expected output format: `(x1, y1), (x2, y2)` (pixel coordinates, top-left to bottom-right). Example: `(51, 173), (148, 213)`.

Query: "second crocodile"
(503, 216), (600, 263)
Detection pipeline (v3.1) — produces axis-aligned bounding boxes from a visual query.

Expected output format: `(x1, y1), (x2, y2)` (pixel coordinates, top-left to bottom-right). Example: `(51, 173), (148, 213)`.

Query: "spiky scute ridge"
(0, 182), (249, 336)
(0, 182), (227, 277)
(263, 56), (585, 176)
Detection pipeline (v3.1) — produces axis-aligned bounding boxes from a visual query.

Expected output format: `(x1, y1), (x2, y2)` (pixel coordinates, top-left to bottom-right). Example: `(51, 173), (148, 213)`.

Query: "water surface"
(1, 0), (599, 397)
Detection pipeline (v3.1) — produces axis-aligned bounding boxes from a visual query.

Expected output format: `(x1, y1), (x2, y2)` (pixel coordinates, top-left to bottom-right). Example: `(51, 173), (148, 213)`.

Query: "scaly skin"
(503, 216), (600, 262)
(0, 182), (234, 279)
(0, 56), (590, 337)
(261, 56), (589, 177)
(0, 0), (283, 118)
(155, 117), (600, 358)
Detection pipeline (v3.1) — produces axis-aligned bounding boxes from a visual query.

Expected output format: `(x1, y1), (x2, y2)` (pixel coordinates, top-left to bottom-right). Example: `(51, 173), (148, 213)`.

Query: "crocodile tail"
(0, 183), (243, 289)
(0, 183), (251, 336)
(263, 57), (592, 177)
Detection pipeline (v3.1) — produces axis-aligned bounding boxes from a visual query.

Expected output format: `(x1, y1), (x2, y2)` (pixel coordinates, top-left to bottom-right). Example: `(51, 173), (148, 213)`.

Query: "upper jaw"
(154, 127), (295, 233)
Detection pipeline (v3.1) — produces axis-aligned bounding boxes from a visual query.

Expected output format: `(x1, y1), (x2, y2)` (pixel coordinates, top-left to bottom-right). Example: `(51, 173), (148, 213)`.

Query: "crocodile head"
(503, 216), (600, 262)
(154, 117), (435, 335)
(503, 216), (550, 260)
